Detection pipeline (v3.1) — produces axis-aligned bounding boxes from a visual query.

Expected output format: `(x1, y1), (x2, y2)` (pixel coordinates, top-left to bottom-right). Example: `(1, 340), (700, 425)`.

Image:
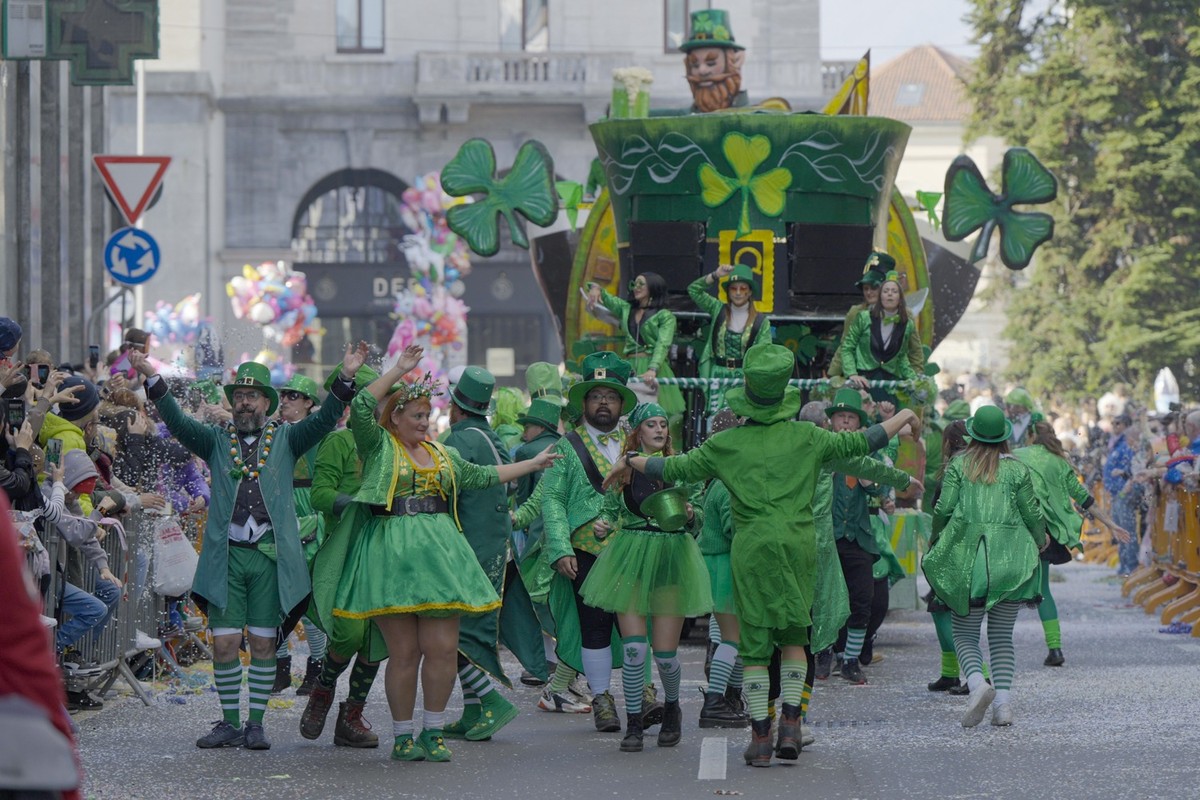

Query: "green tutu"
(332, 504), (501, 620)
(703, 552), (736, 616)
(580, 529), (713, 617)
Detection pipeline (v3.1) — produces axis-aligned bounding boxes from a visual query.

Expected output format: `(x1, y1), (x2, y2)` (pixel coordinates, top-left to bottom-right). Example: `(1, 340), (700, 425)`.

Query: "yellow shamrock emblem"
(699, 133), (792, 236)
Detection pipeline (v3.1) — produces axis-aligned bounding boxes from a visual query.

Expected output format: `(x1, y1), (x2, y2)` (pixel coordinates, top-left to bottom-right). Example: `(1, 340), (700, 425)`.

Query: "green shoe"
(442, 706), (480, 740)
(466, 694), (519, 741)
(391, 734), (425, 761)
(418, 729), (452, 762)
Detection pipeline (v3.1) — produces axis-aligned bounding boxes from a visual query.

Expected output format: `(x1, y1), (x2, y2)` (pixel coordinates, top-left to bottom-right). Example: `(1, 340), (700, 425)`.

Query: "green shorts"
(739, 621), (810, 666)
(206, 539), (282, 630)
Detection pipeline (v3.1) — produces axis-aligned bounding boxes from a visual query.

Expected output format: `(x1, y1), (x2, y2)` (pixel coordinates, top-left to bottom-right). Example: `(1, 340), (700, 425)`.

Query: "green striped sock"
(458, 663), (495, 698)
(653, 650), (681, 704)
(549, 660), (575, 693)
(246, 657), (275, 723)
(781, 659), (805, 706)
(843, 628), (867, 663)
(940, 650), (959, 678)
(1042, 618), (1062, 650)
(212, 659), (243, 727)
(621, 636), (648, 717)
(730, 655), (744, 690)
(745, 665), (770, 722)
(707, 642), (738, 694)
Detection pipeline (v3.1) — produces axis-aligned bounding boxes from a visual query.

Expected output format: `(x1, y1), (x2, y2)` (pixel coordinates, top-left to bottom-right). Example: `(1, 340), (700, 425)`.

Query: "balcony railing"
(417, 51), (634, 98)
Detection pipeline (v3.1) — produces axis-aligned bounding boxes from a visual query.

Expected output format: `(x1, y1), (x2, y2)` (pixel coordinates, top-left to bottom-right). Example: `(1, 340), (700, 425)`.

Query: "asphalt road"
(75, 562), (1200, 800)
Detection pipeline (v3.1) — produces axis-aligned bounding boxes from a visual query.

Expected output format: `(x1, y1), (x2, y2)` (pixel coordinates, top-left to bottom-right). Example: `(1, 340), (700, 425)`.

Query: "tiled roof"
(871, 45), (972, 122)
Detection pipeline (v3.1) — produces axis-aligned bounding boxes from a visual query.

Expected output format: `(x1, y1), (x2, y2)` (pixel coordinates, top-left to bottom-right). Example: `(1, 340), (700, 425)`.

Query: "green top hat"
(517, 398), (562, 431)
(825, 387), (871, 428)
(864, 250), (896, 273)
(1004, 387), (1036, 412)
(855, 269), (887, 288)
(966, 405), (1012, 444)
(526, 361), (567, 407)
(568, 351), (637, 413)
(641, 486), (690, 532)
(282, 374), (321, 405)
(629, 402), (668, 428)
(725, 344), (802, 425)
(451, 366), (496, 416)
(680, 9), (744, 52)
(722, 264), (760, 297)
(224, 362), (279, 417)
(942, 399), (971, 422)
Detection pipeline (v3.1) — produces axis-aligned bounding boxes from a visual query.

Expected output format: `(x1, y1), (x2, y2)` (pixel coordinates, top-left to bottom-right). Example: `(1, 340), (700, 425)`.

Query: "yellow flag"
(823, 50), (870, 116)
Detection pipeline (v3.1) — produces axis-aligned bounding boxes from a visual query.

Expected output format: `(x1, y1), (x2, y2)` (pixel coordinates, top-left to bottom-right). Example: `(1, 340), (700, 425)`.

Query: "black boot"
(743, 718), (773, 767)
(271, 656), (292, 694)
(814, 648), (833, 680)
(657, 700), (682, 747)
(296, 657), (322, 696)
(619, 714), (644, 752)
(775, 702), (802, 760)
(928, 675), (961, 692)
(724, 685), (746, 715)
(703, 638), (718, 681)
(1044, 648), (1065, 667)
(699, 690), (748, 728)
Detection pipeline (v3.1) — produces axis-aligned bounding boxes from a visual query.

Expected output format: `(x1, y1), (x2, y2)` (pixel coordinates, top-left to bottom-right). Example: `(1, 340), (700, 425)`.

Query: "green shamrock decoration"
(941, 147), (1057, 270)
(555, 180), (583, 232)
(915, 190), (942, 230)
(698, 132), (792, 237)
(441, 138), (560, 257)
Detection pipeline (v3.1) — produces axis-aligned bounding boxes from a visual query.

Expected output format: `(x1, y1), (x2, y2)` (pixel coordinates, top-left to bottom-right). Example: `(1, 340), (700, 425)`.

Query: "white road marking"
(698, 736), (728, 780)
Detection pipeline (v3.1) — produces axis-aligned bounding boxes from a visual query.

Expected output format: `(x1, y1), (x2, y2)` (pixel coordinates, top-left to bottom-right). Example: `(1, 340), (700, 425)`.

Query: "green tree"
(964, 0), (1200, 402)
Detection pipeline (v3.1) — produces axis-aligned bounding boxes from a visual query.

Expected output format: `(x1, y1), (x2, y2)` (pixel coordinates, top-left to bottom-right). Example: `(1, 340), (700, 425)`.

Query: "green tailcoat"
(838, 309), (921, 381)
(1014, 445), (1091, 549)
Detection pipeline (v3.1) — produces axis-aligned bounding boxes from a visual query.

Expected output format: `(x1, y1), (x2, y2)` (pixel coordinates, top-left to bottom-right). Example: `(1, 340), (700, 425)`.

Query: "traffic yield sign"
(92, 155), (170, 225)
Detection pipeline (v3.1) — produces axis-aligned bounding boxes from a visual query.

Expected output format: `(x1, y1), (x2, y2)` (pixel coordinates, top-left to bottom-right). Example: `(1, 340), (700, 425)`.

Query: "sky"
(820, 0), (978, 62)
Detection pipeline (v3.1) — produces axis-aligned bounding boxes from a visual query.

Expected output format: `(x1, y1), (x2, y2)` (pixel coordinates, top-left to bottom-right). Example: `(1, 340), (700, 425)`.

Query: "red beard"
(687, 72), (742, 113)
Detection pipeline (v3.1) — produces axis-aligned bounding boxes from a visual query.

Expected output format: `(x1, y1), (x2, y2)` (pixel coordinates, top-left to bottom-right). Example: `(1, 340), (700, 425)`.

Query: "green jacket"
(596, 289), (677, 373)
(829, 303), (923, 377)
(513, 429), (561, 548)
(687, 276), (773, 376)
(838, 309), (921, 380)
(541, 428), (617, 566)
(1015, 444), (1092, 549)
(832, 455), (896, 554)
(148, 376), (351, 622)
(697, 479), (733, 556)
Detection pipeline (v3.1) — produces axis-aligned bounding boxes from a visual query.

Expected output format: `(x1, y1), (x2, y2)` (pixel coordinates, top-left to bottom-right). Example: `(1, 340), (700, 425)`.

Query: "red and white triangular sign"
(92, 155), (171, 226)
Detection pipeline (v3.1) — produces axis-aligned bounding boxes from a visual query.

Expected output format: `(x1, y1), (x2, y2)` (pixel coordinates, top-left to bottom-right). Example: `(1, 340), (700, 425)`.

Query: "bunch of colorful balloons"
(226, 261), (323, 347)
(144, 294), (210, 346)
(400, 172), (472, 295)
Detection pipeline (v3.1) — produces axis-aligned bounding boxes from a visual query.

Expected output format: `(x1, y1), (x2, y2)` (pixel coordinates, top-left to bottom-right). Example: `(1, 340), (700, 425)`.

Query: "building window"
(500, 0), (548, 52)
(291, 168), (410, 264)
(336, 0), (384, 53)
(664, 0), (710, 53)
(895, 82), (926, 107)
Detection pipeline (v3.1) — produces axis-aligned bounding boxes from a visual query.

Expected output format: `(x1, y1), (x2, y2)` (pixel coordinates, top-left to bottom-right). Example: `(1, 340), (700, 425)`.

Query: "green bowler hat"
(642, 486), (690, 532)
(966, 405), (1012, 444)
(825, 388), (871, 428)
(517, 398), (562, 431)
(224, 362), (279, 416)
(568, 351), (637, 413)
(451, 366), (496, 415)
(722, 263), (760, 297)
(526, 361), (567, 407)
(725, 344), (802, 425)
(282, 374), (321, 404)
(680, 9), (744, 52)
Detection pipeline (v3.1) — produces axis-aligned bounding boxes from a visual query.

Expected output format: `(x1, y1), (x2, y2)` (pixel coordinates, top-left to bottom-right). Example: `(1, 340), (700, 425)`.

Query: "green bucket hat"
(629, 402), (668, 428)
(722, 264), (760, 298)
(517, 397), (562, 431)
(966, 405), (1012, 444)
(1005, 387), (1036, 413)
(451, 366), (496, 416)
(680, 8), (744, 52)
(641, 486), (691, 532)
(224, 362), (279, 417)
(568, 351), (637, 413)
(323, 361), (381, 393)
(724, 344), (802, 425)
(281, 374), (321, 405)
(942, 399), (971, 422)
(825, 388), (871, 428)
(526, 361), (567, 407)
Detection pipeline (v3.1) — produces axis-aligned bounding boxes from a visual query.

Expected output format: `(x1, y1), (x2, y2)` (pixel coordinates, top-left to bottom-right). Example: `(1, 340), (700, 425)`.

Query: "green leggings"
(1037, 559), (1058, 622)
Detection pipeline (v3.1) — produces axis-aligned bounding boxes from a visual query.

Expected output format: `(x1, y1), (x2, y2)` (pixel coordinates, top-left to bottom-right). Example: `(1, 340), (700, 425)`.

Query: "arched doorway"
(291, 168), (416, 367)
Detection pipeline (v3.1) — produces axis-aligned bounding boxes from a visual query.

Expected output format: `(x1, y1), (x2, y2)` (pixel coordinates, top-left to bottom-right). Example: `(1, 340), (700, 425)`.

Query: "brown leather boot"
(775, 702), (802, 760)
(299, 683), (335, 740)
(743, 718), (773, 767)
(334, 700), (379, 748)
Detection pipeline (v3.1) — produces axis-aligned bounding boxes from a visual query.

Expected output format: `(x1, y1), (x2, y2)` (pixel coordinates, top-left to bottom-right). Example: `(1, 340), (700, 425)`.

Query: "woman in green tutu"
(580, 402), (711, 752)
(330, 345), (561, 763)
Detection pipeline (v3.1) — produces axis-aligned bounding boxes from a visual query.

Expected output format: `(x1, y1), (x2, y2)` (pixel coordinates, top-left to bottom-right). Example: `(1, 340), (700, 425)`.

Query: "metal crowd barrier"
(1122, 481), (1200, 637)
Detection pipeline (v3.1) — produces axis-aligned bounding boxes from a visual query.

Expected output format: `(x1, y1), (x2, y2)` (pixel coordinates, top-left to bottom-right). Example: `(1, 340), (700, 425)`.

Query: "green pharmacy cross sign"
(47, 0), (158, 86)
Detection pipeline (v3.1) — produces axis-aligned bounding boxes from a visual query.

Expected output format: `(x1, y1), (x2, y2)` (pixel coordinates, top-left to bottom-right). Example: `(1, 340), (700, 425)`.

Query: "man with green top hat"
(681, 8), (748, 113)
(606, 344), (921, 767)
(688, 263), (774, 415)
(299, 360), (385, 750)
(828, 251), (924, 379)
(441, 366), (547, 742)
(271, 373), (329, 695)
(129, 343), (368, 753)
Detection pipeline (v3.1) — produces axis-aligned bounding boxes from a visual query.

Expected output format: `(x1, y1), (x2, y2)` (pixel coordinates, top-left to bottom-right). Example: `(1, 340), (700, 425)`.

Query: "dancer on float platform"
(1016, 415), (1130, 668)
(837, 270), (923, 402)
(923, 406), (1045, 729)
(604, 344), (921, 767)
(581, 402), (711, 752)
(828, 251), (922, 380)
(688, 264), (773, 415)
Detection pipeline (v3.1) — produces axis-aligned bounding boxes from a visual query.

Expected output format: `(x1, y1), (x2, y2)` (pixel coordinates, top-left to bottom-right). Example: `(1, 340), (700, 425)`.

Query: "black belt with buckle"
(371, 496), (450, 517)
(717, 357), (743, 368)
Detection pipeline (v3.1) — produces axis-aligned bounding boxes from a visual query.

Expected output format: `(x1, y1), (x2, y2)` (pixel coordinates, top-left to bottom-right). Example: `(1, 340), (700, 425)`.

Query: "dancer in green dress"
(327, 345), (562, 762)
(688, 264), (773, 415)
(581, 402), (711, 752)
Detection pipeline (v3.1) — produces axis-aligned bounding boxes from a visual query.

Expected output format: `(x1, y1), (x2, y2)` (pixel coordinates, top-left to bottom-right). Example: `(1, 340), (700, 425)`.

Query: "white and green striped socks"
(621, 636), (648, 717)
(843, 627), (867, 664)
(781, 658), (805, 706)
(458, 663), (496, 698)
(744, 665), (770, 721)
(730, 655), (744, 690)
(213, 659), (243, 726)
(548, 660), (575, 694)
(707, 641), (738, 694)
(653, 650), (682, 704)
(246, 657), (275, 723)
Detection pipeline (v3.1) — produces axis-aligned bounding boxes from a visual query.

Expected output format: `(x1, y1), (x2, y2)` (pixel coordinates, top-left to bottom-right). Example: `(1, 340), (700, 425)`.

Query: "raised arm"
(130, 351), (218, 459)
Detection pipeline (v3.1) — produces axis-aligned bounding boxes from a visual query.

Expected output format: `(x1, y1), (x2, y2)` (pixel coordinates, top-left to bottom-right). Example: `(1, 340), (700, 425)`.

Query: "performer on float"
(586, 272), (685, 419)
(923, 406), (1045, 729)
(327, 347), (561, 762)
(828, 252), (922, 379)
(1015, 414), (1130, 668)
(838, 269), (924, 401)
(605, 344), (920, 767)
(580, 402), (711, 752)
(688, 264), (773, 414)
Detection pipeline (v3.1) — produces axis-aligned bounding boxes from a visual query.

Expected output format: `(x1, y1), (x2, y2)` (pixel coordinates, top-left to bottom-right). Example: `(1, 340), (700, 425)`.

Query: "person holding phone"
(37, 375), (101, 516)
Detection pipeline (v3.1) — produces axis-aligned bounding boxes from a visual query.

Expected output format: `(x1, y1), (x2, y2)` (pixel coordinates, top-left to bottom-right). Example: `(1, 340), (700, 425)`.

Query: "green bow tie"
(597, 431), (622, 446)
(882, 314), (901, 326)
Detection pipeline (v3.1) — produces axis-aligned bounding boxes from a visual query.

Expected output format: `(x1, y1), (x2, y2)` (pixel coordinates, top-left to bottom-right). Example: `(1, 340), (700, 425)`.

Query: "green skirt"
(580, 529), (713, 617)
(703, 552), (736, 616)
(332, 505), (501, 620)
